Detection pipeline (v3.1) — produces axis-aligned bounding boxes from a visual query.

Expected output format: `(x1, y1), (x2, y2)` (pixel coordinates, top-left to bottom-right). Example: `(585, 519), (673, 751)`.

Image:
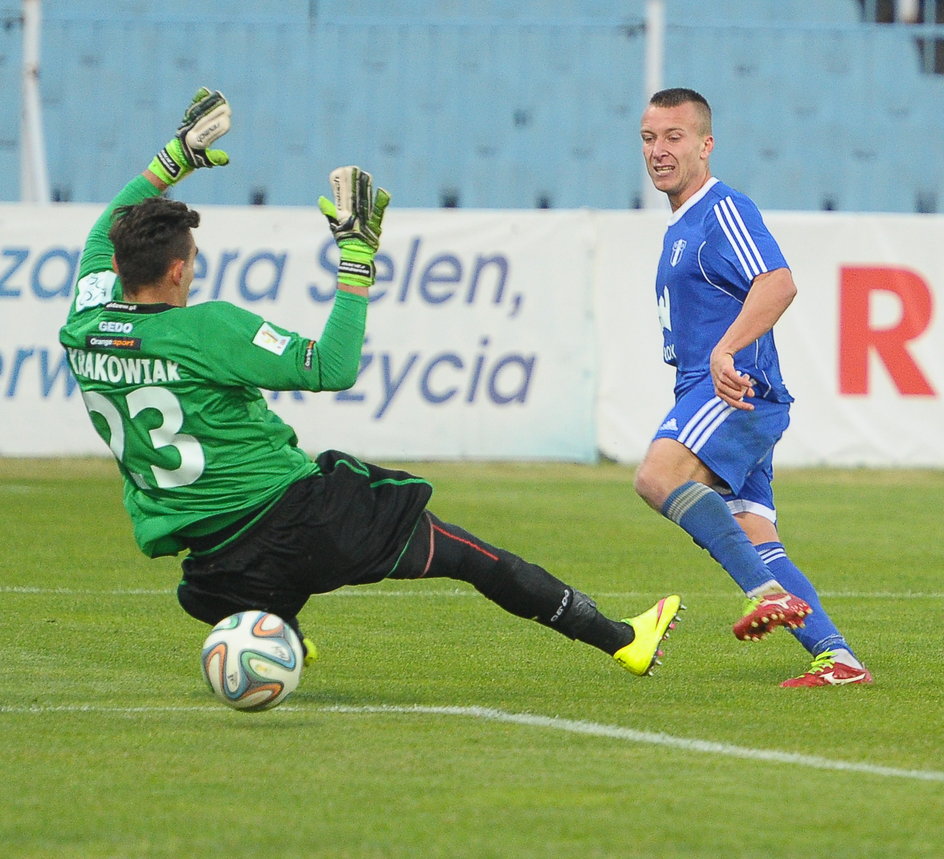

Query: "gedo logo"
(98, 321), (133, 334)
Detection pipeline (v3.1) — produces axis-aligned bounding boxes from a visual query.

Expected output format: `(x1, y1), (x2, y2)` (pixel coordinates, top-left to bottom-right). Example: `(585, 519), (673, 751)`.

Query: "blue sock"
(755, 541), (852, 658)
(661, 482), (775, 593)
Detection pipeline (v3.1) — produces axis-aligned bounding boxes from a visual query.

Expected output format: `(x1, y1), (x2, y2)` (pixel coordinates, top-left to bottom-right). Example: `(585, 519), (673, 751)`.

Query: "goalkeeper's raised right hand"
(318, 166), (391, 290)
(148, 87), (232, 186)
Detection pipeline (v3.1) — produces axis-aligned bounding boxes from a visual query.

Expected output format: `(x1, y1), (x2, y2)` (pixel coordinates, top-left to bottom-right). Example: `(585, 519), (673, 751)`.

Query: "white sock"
(827, 648), (862, 668)
(745, 580), (782, 599)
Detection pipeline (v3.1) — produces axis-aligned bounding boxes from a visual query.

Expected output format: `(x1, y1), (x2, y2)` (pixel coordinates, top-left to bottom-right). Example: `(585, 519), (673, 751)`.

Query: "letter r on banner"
(839, 266), (936, 396)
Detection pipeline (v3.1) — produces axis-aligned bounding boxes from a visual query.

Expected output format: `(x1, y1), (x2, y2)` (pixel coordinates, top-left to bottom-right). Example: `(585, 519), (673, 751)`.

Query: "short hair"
(648, 88), (712, 134)
(109, 196), (200, 292)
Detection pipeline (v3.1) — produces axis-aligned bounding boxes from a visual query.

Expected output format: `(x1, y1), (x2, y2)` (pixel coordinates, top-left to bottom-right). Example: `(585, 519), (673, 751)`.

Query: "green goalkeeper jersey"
(59, 176), (368, 558)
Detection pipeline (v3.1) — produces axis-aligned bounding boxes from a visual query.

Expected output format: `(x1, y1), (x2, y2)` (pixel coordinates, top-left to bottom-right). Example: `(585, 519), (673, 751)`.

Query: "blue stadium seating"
(2, 0), (943, 212)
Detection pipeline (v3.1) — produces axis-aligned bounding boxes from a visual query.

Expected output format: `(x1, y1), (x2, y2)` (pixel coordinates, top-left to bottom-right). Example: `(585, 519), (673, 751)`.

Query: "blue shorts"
(653, 379), (790, 521)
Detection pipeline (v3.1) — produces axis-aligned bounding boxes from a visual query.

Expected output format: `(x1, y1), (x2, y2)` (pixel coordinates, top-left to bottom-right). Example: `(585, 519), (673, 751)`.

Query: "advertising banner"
(0, 204), (597, 460)
(593, 210), (944, 467)
(3, 203), (944, 466)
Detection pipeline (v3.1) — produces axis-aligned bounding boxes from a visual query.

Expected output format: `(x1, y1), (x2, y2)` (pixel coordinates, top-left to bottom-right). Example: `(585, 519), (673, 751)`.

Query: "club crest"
(670, 239), (687, 267)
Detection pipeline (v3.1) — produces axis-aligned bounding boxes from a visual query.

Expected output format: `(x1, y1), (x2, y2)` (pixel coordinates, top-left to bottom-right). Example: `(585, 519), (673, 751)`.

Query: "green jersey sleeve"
(181, 292), (366, 392)
(68, 175), (162, 319)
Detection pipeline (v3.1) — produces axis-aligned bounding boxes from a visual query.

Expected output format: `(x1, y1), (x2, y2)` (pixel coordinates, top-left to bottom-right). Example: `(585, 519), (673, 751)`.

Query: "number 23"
(82, 387), (205, 489)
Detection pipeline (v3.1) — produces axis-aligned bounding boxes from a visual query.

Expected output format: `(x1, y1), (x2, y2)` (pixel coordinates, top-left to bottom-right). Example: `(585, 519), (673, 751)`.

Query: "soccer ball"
(201, 611), (304, 711)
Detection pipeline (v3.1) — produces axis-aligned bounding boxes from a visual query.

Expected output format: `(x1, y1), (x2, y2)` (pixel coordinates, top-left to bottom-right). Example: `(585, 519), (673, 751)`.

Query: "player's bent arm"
(712, 267), (796, 359)
(303, 166), (389, 389)
(710, 267), (796, 409)
(193, 298), (366, 394)
(309, 289), (368, 390)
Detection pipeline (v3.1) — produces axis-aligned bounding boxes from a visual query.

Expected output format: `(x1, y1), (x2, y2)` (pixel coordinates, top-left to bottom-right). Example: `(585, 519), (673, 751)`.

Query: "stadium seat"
(4, 0), (943, 212)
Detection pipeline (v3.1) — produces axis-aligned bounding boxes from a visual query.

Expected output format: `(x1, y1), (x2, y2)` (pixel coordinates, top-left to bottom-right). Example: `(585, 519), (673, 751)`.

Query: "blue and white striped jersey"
(654, 177), (793, 403)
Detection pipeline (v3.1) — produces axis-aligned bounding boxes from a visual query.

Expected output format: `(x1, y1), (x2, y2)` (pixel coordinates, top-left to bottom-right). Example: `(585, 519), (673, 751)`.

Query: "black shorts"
(177, 450), (433, 627)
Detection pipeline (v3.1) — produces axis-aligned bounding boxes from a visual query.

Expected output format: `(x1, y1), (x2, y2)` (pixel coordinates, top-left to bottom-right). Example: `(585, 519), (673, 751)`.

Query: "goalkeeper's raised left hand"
(318, 166), (390, 290)
(148, 87), (232, 186)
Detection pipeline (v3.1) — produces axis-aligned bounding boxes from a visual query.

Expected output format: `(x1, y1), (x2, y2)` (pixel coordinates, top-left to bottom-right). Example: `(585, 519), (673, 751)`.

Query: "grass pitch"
(2, 458), (943, 857)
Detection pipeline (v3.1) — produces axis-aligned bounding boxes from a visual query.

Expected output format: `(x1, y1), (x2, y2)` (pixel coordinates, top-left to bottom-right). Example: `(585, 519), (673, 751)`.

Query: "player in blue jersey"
(633, 88), (871, 687)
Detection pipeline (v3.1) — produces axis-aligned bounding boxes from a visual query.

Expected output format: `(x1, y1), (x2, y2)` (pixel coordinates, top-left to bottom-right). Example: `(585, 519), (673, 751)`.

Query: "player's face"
(640, 101), (714, 210)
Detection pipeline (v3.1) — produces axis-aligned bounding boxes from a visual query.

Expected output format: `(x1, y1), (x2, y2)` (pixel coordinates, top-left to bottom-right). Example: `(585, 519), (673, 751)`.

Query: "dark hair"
(108, 196), (200, 292)
(649, 88), (712, 134)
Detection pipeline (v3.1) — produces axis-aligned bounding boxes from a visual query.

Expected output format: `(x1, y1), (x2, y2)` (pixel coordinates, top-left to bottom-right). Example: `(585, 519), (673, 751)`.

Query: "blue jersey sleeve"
(701, 192), (788, 293)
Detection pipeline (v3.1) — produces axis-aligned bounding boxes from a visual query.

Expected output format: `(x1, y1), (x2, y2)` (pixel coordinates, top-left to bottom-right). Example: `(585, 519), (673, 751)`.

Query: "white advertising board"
(593, 210), (944, 467)
(3, 202), (944, 466)
(0, 204), (596, 460)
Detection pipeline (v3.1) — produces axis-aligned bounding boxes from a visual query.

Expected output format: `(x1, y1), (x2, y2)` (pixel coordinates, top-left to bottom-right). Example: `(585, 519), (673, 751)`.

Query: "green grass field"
(2, 458), (942, 857)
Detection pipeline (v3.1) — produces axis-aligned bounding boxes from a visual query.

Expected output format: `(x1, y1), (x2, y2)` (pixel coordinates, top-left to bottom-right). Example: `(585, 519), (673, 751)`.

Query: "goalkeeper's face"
(640, 101), (714, 211)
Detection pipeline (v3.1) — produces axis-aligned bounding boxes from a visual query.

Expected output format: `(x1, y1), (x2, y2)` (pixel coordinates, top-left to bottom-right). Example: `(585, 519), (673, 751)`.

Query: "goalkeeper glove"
(148, 87), (232, 186)
(318, 166), (391, 290)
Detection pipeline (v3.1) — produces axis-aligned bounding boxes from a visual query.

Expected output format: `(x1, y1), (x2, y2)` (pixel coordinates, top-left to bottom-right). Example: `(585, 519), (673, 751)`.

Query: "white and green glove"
(148, 87), (232, 186)
(318, 166), (390, 289)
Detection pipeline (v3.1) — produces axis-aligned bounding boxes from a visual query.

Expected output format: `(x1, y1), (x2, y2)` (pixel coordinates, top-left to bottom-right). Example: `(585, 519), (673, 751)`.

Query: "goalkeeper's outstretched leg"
(390, 512), (683, 677)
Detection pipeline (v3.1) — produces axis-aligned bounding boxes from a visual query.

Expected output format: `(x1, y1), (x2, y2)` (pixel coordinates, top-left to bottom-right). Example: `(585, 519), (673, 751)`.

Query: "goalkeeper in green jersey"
(60, 88), (683, 679)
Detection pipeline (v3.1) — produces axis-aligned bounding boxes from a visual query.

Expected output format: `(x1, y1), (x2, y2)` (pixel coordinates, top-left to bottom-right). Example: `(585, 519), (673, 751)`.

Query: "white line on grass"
(3, 702), (942, 784)
(4, 586), (944, 599)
